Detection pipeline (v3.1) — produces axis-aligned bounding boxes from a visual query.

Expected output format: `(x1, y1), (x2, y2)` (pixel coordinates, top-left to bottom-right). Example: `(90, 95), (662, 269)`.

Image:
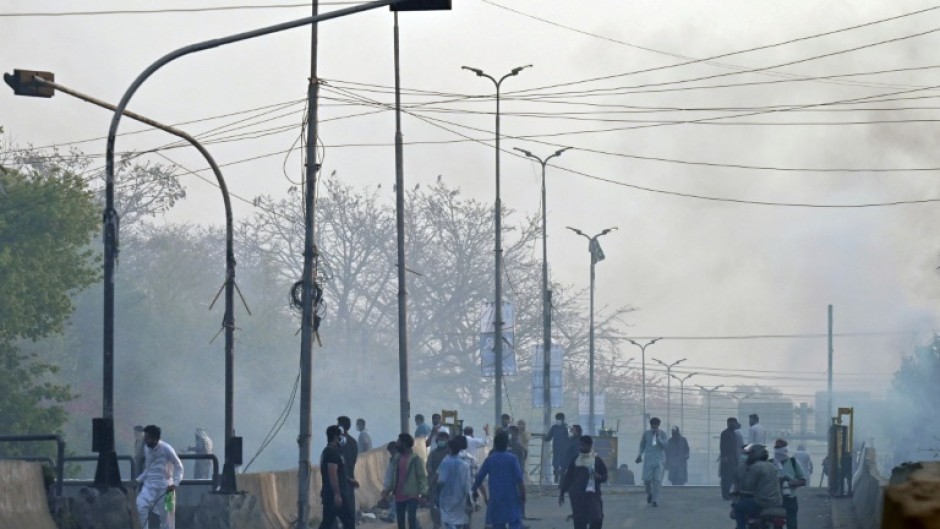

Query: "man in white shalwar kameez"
(635, 417), (667, 508)
(437, 439), (471, 529)
(136, 425), (184, 529)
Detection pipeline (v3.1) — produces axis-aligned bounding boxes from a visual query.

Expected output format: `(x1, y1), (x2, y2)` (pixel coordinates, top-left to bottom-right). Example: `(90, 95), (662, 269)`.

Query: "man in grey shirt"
(733, 444), (782, 529)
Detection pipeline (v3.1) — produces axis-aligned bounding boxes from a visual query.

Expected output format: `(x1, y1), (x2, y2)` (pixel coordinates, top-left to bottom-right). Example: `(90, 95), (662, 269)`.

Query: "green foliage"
(0, 163), (100, 341)
(889, 335), (940, 460)
(0, 129), (98, 456)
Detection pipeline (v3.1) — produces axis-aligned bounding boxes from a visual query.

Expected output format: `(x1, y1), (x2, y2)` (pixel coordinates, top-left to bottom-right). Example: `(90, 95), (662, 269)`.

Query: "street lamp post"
(627, 338), (662, 430)
(652, 357), (687, 430)
(728, 392), (754, 425)
(697, 384), (724, 485)
(463, 64), (531, 425)
(90, 0), (449, 517)
(567, 226), (617, 435)
(669, 372), (697, 432)
(514, 145), (570, 480)
(5, 70), (240, 491)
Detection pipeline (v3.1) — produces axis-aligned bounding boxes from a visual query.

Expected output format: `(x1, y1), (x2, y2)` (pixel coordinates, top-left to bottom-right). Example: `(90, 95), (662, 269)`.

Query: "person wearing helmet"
(732, 444), (782, 529)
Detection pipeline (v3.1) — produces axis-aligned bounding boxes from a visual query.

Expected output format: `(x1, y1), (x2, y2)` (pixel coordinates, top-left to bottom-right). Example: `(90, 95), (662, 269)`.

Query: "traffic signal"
(3, 69), (55, 98)
(391, 0), (451, 11)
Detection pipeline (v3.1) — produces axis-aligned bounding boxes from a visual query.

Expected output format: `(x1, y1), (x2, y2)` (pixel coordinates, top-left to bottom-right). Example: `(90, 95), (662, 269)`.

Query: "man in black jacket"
(544, 412), (570, 484)
(719, 417), (740, 500)
(559, 435), (608, 529)
(337, 416), (359, 520)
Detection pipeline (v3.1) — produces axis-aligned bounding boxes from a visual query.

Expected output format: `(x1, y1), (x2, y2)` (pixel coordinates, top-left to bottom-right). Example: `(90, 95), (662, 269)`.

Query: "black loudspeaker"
(227, 436), (243, 465)
(92, 418), (114, 452)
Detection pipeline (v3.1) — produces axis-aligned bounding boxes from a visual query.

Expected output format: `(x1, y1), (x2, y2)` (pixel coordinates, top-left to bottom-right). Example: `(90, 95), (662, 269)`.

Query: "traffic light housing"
(391, 0), (451, 11)
(3, 69), (55, 98)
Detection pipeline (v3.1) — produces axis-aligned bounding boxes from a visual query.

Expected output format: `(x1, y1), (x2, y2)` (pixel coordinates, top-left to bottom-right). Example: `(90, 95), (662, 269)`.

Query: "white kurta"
(437, 455), (471, 525)
(136, 440), (183, 529)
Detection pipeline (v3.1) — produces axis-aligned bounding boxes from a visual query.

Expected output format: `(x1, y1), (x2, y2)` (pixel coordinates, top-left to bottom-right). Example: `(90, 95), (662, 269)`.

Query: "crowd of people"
(128, 410), (815, 529)
(719, 414), (814, 529)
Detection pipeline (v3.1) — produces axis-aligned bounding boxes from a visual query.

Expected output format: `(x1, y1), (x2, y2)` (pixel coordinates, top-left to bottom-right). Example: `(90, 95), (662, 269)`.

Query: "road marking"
(622, 517), (635, 528)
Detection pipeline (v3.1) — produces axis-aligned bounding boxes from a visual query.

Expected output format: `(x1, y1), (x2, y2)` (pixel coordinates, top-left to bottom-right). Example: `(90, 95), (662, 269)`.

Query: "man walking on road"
(636, 417), (667, 507)
(473, 431), (525, 529)
(559, 435), (608, 529)
(544, 412), (570, 484)
(720, 418), (740, 500)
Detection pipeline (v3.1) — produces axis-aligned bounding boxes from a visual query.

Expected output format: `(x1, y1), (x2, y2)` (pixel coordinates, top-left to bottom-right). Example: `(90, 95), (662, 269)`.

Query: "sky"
(5, 0), (940, 430)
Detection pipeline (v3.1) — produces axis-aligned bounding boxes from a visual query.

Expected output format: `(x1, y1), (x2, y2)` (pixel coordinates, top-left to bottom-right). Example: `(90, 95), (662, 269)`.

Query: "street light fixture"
(668, 372), (697, 432)
(567, 226), (617, 435)
(652, 357), (687, 430)
(728, 392), (755, 425)
(627, 337), (662, 430)
(6, 70), (241, 491)
(463, 64), (532, 426)
(697, 384), (725, 484)
(513, 144), (570, 479)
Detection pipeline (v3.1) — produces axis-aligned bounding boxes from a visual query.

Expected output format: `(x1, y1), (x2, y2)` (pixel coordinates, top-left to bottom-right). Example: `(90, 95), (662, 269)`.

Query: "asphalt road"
(467, 486), (835, 529)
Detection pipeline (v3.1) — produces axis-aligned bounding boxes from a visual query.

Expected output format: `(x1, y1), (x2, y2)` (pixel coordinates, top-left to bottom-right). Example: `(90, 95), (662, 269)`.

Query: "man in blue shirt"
(473, 432), (525, 529)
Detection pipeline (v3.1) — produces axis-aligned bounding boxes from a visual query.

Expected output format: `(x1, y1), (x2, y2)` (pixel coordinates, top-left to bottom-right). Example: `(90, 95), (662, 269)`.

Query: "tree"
(245, 176), (638, 436)
(0, 128), (98, 455)
(1, 128), (185, 459)
(888, 335), (940, 462)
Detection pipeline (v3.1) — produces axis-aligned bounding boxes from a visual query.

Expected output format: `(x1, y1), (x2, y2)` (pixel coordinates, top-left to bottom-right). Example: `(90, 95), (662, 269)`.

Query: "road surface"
(466, 486), (834, 529)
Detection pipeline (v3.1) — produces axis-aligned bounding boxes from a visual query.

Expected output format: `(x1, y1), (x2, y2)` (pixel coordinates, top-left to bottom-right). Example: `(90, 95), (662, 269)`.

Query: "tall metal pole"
(653, 358), (686, 430)
(96, 0), (413, 494)
(515, 146), (570, 481)
(589, 247), (596, 435)
(629, 338), (662, 431)
(567, 226), (616, 435)
(698, 384), (723, 485)
(828, 304), (833, 422)
(670, 372), (696, 432)
(297, 0), (320, 523)
(28, 76), (238, 490)
(462, 65), (531, 425)
(394, 12), (410, 436)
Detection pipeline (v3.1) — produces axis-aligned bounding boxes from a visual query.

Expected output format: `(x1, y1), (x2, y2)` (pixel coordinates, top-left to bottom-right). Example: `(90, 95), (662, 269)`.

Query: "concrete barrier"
(0, 442), (429, 529)
(851, 447), (886, 529)
(882, 461), (940, 529)
(236, 438), (429, 528)
(0, 461), (57, 529)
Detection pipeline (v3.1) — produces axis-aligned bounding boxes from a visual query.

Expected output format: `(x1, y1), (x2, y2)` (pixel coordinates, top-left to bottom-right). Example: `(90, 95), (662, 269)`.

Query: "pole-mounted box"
(3, 69), (55, 98)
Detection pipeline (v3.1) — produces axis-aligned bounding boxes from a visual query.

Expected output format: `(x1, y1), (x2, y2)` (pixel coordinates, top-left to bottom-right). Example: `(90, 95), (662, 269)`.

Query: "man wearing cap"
(773, 439), (806, 529)
(635, 417), (667, 507)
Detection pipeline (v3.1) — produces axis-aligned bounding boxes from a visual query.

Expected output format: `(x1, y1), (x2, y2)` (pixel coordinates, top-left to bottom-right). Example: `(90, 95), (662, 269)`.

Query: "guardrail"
(0, 434), (65, 496)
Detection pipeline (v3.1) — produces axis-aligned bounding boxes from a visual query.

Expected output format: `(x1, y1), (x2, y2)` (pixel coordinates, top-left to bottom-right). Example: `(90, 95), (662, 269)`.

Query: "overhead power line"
(0, 2), (359, 17)
(487, 0), (940, 94)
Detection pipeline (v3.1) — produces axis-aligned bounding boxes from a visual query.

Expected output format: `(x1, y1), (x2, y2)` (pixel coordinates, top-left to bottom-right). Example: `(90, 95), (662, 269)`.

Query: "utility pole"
(828, 304), (833, 423)
(628, 338), (662, 431)
(462, 65), (531, 425)
(698, 385), (724, 485)
(567, 226), (617, 435)
(393, 11), (410, 436)
(669, 372), (696, 432)
(514, 146), (570, 481)
(652, 357), (686, 430)
(297, 0), (320, 524)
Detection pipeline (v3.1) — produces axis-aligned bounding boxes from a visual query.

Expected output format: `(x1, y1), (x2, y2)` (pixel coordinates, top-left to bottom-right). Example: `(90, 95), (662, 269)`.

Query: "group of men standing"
(719, 414), (814, 529)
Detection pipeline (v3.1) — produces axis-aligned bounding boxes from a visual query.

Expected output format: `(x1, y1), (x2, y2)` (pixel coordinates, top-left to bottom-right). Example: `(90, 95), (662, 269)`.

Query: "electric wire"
(488, 0), (940, 94)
